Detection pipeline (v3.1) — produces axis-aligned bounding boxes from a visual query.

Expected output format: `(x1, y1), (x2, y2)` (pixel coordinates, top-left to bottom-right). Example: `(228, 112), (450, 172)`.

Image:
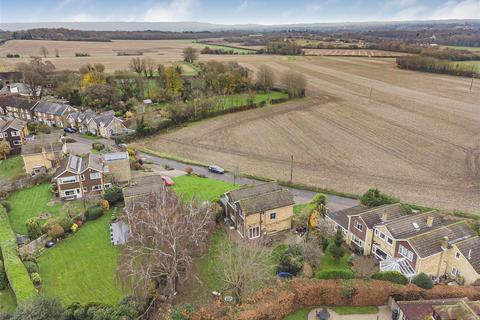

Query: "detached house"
(223, 183), (294, 239)
(53, 153), (110, 200)
(327, 204), (480, 284)
(0, 95), (38, 121)
(32, 101), (74, 127)
(22, 134), (65, 175)
(0, 117), (29, 155)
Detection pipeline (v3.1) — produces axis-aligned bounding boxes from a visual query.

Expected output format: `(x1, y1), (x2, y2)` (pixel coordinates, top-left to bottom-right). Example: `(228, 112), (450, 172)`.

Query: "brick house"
(53, 153), (111, 200)
(223, 183), (294, 239)
(0, 117), (28, 155)
(32, 101), (74, 127)
(327, 205), (480, 284)
(0, 95), (38, 121)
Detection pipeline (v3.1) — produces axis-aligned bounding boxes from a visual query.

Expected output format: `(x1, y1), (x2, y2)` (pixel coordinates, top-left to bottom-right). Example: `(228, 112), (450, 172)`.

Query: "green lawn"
(7, 183), (83, 235)
(0, 289), (16, 314)
(197, 228), (230, 291)
(319, 243), (351, 271)
(38, 213), (124, 305)
(331, 306), (379, 315)
(283, 307), (312, 320)
(0, 156), (25, 180)
(222, 91), (288, 109)
(172, 174), (239, 202)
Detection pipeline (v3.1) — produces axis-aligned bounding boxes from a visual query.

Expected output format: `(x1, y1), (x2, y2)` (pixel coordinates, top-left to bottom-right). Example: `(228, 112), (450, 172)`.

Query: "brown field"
(135, 56), (480, 213)
(303, 49), (408, 57)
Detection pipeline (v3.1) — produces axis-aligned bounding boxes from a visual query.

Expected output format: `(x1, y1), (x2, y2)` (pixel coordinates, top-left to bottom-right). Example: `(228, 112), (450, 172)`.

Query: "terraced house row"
(327, 203), (480, 285)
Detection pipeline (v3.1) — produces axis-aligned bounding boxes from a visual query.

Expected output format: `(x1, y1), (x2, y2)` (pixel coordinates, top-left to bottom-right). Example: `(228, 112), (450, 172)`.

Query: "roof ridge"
(359, 203), (402, 217)
(407, 220), (469, 240)
(237, 188), (289, 202)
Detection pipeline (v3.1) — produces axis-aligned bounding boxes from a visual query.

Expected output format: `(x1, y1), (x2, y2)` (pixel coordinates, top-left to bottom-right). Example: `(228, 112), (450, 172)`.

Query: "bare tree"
(40, 46), (48, 58)
(216, 240), (273, 304)
(144, 57), (156, 78)
(183, 47), (198, 63)
(282, 71), (307, 98)
(256, 65), (275, 92)
(117, 189), (215, 302)
(129, 57), (146, 76)
(16, 57), (55, 99)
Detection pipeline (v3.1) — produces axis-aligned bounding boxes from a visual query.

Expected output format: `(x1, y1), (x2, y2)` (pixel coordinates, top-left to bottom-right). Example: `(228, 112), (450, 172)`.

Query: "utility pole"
(290, 155), (293, 183)
(233, 166), (240, 185)
(470, 77), (474, 92)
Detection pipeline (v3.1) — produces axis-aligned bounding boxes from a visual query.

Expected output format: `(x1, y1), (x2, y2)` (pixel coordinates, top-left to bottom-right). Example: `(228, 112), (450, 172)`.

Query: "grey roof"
(409, 222), (476, 258)
(0, 83), (40, 96)
(53, 153), (103, 178)
(34, 101), (71, 116)
(382, 211), (459, 239)
(81, 153), (103, 172)
(359, 203), (407, 229)
(123, 175), (164, 198)
(456, 237), (480, 274)
(103, 152), (129, 162)
(0, 94), (38, 110)
(0, 118), (26, 131)
(327, 205), (368, 230)
(227, 182), (283, 202)
(22, 134), (63, 155)
(94, 111), (116, 128)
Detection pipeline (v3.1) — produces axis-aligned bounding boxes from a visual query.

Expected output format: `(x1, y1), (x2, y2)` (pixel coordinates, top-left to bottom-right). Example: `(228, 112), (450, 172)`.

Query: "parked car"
(64, 127), (76, 133)
(45, 240), (56, 248)
(208, 165), (225, 174)
(161, 176), (175, 186)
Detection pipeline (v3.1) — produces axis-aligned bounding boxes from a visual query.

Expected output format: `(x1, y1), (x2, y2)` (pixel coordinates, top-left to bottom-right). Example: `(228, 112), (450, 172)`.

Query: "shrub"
(360, 188), (399, 207)
(321, 238), (329, 252)
(341, 280), (357, 299)
(412, 272), (434, 289)
(58, 217), (73, 233)
(25, 218), (42, 240)
(98, 199), (110, 211)
(0, 201), (11, 213)
(92, 142), (105, 151)
(86, 205), (104, 221)
(171, 304), (195, 320)
(23, 261), (38, 274)
(30, 272), (41, 286)
(104, 186), (123, 204)
(71, 223), (78, 233)
(329, 243), (345, 260)
(0, 262), (7, 290)
(48, 224), (64, 240)
(315, 269), (355, 280)
(372, 271), (408, 285)
(13, 297), (64, 320)
(185, 166), (193, 175)
(277, 244), (304, 275)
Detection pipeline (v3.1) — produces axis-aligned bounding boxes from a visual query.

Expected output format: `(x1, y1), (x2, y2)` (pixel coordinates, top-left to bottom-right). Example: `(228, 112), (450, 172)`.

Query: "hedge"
(315, 269), (355, 280)
(372, 271), (408, 285)
(0, 205), (36, 302)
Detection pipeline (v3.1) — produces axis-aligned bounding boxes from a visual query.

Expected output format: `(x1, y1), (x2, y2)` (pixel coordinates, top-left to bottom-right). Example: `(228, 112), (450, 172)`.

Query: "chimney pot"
(426, 216), (434, 228)
(441, 236), (449, 250)
(382, 211), (389, 222)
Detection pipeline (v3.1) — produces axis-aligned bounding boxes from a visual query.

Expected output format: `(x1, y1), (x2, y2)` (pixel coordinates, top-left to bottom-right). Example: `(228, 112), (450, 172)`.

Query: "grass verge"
(331, 306), (379, 314)
(0, 288), (16, 313)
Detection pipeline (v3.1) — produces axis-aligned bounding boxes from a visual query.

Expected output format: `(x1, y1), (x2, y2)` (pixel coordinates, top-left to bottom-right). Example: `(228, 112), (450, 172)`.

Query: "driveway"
(308, 306), (391, 320)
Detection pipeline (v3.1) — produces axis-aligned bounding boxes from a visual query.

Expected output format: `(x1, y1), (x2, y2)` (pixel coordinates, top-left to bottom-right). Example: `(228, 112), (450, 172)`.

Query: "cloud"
(430, 0), (480, 19)
(143, 0), (198, 22)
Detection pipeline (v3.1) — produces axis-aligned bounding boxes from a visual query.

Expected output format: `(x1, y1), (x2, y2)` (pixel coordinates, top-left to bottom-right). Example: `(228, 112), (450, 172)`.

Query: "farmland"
(303, 49), (408, 57)
(135, 55), (480, 213)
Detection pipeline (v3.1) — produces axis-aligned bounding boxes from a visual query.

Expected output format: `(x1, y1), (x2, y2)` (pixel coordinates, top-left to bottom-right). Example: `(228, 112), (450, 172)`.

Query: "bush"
(85, 205), (104, 221)
(315, 269), (355, 280)
(171, 304), (195, 320)
(185, 166), (193, 175)
(58, 217), (73, 233)
(103, 186), (123, 204)
(0, 201), (11, 213)
(277, 244), (304, 275)
(30, 272), (41, 286)
(48, 224), (64, 240)
(23, 261), (38, 274)
(372, 271), (408, 285)
(360, 188), (399, 207)
(25, 218), (42, 240)
(13, 296), (64, 320)
(98, 199), (110, 211)
(92, 142), (105, 151)
(341, 280), (357, 299)
(0, 262), (7, 290)
(329, 244), (345, 260)
(412, 272), (434, 289)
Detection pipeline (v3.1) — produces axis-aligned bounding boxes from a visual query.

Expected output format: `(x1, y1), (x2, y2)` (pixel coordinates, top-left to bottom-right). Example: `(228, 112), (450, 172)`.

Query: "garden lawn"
(0, 289), (16, 314)
(283, 307), (312, 320)
(331, 306), (379, 315)
(319, 243), (351, 271)
(222, 91), (288, 109)
(38, 213), (124, 305)
(197, 228), (230, 291)
(7, 183), (83, 235)
(0, 156), (25, 180)
(172, 175), (239, 202)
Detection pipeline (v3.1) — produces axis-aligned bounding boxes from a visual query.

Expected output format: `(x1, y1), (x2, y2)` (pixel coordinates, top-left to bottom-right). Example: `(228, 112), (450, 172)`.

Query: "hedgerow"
(372, 271), (408, 285)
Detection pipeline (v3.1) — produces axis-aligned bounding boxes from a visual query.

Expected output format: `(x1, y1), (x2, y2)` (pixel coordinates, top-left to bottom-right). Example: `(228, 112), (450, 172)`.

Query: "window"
(81, 175), (85, 181)
(248, 225), (260, 239)
(60, 176), (77, 184)
(374, 229), (378, 236)
(451, 267), (461, 277)
(270, 212), (276, 220)
(379, 232), (386, 240)
(90, 172), (101, 180)
(104, 183), (112, 189)
(387, 237), (394, 246)
(354, 221), (363, 231)
(92, 185), (103, 191)
(399, 244), (414, 262)
(64, 189), (76, 196)
(351, 235), (364, 247)
(11, 131), (19, 137)
(455, 252), (461, 260)
(13, 140), (22, 146)
(83, 187), (87, 192)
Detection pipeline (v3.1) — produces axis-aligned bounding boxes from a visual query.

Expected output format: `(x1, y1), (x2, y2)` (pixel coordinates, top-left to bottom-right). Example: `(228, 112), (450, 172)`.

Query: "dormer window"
(455, 252), (461, 260)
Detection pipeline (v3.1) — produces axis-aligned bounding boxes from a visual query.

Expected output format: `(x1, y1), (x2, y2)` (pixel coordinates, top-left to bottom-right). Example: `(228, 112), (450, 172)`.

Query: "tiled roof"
(123, 175), (164, 198)
(359, 203), (407, 229)
(94, 111), (116, 128)
(397, 298), (466, 320)
(326, 205), (368, 230)
(409, 221), (476, 258)
(81, 153), (103, 172)
(0, 95), (38, 110)
(227, 182), (283, 202)
(238, 189), (294, 215)
(103, 152), (129, 162)
(432, 300), (480, 319)
(22, 134), (63, 155)
(456, 237), (480, 274)
(382, 211), (459, 239)
(0, 118), (27, 131)
(34, 101), (71, 116)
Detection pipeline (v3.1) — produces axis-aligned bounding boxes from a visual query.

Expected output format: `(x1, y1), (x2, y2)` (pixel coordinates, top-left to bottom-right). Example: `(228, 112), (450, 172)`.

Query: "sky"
(0, 0), (479, 25)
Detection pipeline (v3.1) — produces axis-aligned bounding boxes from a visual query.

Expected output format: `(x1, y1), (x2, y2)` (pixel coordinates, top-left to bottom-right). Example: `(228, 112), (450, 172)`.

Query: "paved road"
(68, 133), (359, 211)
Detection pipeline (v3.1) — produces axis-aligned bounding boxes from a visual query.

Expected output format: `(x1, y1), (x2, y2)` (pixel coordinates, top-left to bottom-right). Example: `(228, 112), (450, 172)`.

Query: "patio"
(307, 306), (391, 320)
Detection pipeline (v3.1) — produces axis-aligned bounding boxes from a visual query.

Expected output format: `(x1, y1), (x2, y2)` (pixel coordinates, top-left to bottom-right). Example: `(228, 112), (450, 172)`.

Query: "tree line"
(396, 56), (479, 78)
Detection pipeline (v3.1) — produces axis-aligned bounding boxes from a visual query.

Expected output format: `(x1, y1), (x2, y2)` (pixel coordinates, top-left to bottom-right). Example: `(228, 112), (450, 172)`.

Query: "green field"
(0, 156), (25, 180)
(222, 91), (288, 109)
(454, 60), (480, 72)
(172, 174), (239, 202)
(38, 212), (124, 305)
(0, 289), (16, 314)
(7, 183), (83, 234)
(444, 46), (480, 52)
(177, 61), (199, 76)
(194, 42), (255, 54)
(283, 307), (312, 320)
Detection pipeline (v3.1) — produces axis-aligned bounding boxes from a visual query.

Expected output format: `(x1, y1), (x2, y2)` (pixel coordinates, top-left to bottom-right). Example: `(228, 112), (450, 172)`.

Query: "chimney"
(426, 215), (434, 228)
(382, 210), (389, 222)
(441, 236), (449, 250)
